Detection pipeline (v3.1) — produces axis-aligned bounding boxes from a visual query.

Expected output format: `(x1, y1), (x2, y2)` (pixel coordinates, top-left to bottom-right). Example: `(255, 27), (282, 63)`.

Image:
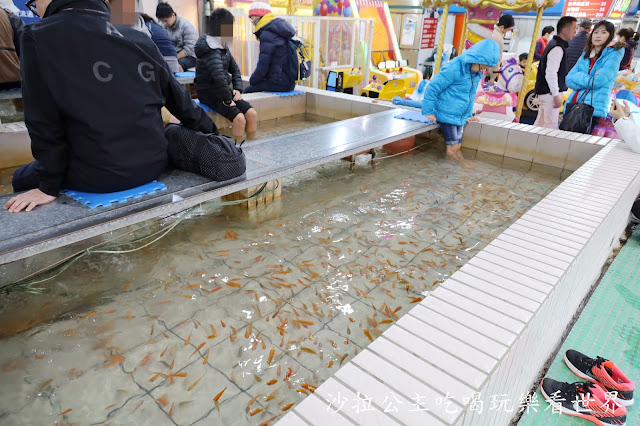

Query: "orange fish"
(213, 387), (227, 401)
(168, 402), (175, 417)
(203, 349), (210, 365)
(326, 360), (334, 368)
(190, 342), (205, 359)
(122, 282), (130, 291)
(140, 353), (152, 366)
(187, 375), (203, 391)
(267, 379), (278, 385)
(185, 332), (192, 346)
(156, 395), (169, 406)
(103, 354), (125, 368)
(83, 311), (97, 319)
(249, 408), (263, 416)
(227, 282), (242, 288)
(268, 348), (275, 365)
(300, 347), (317, 355)
(59, 409), (72, 416)
(281, 403), (295, 411)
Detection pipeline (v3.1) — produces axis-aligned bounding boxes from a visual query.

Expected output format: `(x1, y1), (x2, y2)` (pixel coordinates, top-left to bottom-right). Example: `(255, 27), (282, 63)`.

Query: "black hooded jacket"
(21, 0), (215, 196)
(194, 35), (243, 104)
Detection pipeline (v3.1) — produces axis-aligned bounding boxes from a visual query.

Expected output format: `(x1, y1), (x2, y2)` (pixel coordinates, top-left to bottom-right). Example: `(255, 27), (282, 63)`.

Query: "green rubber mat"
(519, 226), (640, 426)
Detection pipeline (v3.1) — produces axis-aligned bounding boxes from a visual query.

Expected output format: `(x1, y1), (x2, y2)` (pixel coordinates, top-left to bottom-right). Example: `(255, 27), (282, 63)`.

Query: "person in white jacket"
(610, 100), (640, 154)
(610, 100), (640, 222)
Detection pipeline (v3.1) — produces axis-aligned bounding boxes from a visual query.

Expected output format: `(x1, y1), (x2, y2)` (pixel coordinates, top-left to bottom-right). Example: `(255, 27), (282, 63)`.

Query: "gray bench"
(0, 109), (436, 265)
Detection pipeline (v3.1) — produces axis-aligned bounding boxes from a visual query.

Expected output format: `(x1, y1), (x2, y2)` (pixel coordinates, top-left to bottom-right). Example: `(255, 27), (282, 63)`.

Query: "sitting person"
(4, 0), (215, 213)
(0, 1), (23, 91)
(195, 8), (257, 141)
(245, 1), (297, 93)
(156, 2), (197, 72)
(519, 52), (528, 69)
(140, 13), (179, 73)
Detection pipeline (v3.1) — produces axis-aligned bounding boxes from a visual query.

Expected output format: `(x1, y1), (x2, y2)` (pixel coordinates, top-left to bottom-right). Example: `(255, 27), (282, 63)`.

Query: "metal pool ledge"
(278, 139), (640, 425)
(0, 109), (436, 265)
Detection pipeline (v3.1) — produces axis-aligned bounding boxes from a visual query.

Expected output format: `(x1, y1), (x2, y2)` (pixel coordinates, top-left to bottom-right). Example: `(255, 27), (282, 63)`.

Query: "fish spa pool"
(0, 88), (639, 426)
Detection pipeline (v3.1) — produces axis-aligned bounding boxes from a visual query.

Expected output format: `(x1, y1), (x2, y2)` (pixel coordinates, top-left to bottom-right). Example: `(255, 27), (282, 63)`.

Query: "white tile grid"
(464, 256), (555, 298)
(456, 265), (548, 304)
(500, 227), (581, 257)
(557, 178), (627, 200)
(528, 203), (602, 229)
(477, 125), (510, 156)
(408, 305), (508, 360)
(451, 269), (541, 314)
(462, 122), (482, 150)
(536, 196), (610, 223)
(277, 412), (308, 425)
(480, 244), (566, 278)
(563, 141), (603, 171)
(415, 299), (518, 349)
(313, 377), (402, 425)
(284, 131), (640, 426)
(334, 362), (447, 425)
(368, 336), (476, 407)
(473, 251), (557, 286)
(485, 238), (571, 271)
(517, 214), (593, 242)
(294, 393), (355, 426)
(541, 191), (612, 217)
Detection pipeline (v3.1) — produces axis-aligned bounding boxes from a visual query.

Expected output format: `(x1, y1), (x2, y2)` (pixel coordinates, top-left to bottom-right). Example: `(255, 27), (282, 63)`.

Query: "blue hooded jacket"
(250, 16), (296, 91)
(422, 39), (501, 126)
(566, 45), (624, 118)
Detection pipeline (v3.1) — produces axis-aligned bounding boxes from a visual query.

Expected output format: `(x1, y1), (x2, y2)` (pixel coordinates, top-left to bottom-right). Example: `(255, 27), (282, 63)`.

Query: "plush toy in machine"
(391, 79), (430, 108)
(473, 58), (523, 122)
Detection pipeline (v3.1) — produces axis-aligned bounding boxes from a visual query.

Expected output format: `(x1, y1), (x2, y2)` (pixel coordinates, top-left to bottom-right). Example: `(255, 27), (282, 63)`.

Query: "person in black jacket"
(566, 20), (592, 71)
(4, 0), (216, 213)
(246, 1), (296, 93)
(196, 8), (257, 141)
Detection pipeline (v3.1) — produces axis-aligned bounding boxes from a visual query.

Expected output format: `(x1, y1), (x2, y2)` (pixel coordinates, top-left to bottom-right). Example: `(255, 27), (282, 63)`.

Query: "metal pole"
(515, 7), (543, 120)
(434, 4), (449, 74)
(458, 11), (467, 56)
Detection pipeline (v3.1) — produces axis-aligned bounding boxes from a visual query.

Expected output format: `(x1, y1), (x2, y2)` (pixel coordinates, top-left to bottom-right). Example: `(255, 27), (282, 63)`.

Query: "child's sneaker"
(564, 349), (635, 406)
(540, 378), (627, 426)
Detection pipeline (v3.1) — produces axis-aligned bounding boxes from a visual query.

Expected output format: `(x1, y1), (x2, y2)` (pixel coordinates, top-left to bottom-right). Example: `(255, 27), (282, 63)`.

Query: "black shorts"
(211, 99), (254, 122)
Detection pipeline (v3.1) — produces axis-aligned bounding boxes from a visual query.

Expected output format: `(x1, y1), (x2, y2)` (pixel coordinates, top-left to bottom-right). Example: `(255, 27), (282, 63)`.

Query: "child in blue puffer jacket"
(423, 39), (501, 161)
(566, 20), (625, 129)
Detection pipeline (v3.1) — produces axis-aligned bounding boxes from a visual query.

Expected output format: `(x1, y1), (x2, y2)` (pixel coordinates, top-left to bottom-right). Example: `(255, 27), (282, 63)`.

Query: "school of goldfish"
(0, 146), (562, 426)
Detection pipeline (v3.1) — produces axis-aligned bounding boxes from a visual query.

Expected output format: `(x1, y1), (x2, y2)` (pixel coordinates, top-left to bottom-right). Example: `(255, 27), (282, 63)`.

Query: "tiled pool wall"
(2, 86), (640, 425)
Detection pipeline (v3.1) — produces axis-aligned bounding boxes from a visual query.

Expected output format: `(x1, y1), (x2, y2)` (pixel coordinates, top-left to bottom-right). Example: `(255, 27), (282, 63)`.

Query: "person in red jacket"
(534, 26), (555, 61)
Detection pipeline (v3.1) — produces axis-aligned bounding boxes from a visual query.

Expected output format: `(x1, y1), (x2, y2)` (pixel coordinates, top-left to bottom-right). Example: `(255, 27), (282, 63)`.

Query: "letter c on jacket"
(138, 62), (155, 82)
(93, 61), (113, 82)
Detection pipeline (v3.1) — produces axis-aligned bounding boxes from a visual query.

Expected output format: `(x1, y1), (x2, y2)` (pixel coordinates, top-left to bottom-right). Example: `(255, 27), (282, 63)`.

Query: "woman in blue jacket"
(566, 20), (625, 129)
(423, 39), (501, 161)
(245, 2), (297, 93)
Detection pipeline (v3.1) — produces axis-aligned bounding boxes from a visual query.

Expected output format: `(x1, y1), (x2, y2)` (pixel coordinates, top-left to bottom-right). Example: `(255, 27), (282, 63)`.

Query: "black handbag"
(559, 76), (595, 134)
(165, 124), (246, 182)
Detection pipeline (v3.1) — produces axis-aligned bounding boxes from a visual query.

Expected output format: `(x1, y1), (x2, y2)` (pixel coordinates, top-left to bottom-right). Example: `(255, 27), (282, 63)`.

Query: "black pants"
(12, 161), (43, 193)
(178, 56), (196, 71)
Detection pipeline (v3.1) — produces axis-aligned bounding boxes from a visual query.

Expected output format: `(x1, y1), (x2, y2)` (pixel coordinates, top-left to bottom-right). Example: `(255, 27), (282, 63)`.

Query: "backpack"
(165, 124), (246, 182)
(287, 39), (312, 81)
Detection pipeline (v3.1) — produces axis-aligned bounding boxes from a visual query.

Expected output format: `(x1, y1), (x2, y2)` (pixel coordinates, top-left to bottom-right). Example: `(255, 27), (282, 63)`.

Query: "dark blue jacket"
(250, 17), (296, 90)
(566, 30), (589, 72)
(146, 20), (177, 58)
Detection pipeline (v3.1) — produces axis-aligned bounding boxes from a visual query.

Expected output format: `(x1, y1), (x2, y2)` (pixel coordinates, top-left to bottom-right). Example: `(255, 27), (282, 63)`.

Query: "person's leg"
(236, 100), (257, 136)
(533, 94), (548, 127)
(441, 124), (460, 160)
(11, 161), (41, 193)
(537, 94), (559, 129)
(232, 114), (247, 140)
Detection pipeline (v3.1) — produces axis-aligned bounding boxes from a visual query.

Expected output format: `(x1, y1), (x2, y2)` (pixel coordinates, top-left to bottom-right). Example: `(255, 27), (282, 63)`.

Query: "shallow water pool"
(0, 140), (563, 426)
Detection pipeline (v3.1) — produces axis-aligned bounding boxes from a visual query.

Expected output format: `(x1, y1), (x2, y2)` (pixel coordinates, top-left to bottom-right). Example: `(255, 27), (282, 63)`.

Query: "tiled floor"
(0, 142), (563, 425)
